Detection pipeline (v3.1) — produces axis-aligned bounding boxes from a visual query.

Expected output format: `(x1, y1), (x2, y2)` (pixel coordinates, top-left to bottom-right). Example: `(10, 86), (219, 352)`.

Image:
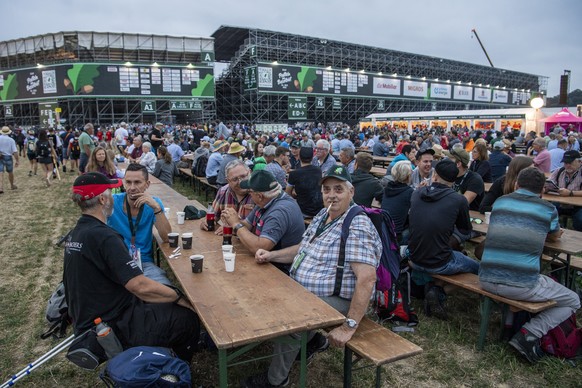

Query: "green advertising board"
(332, 98), (342, 110)
(288, 96), (307, 120)
(244, 66), (257, 90)
(315, 96), (325, 109)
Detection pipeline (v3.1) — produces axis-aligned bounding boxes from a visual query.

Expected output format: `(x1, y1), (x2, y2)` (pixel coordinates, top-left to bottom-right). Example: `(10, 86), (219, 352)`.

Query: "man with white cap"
(206, 140), (228, 185)
(0, 126), (19, 193)
(65, 171), (199, 362)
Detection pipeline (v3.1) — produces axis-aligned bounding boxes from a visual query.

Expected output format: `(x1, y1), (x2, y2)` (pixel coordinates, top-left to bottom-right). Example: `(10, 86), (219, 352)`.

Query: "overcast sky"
(3, 0), (581, 98)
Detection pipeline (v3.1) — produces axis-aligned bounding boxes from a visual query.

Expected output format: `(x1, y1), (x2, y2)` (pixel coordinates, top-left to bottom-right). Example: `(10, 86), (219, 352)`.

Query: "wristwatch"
(234, 223), (245, 232)
(345, 318), (358, 329)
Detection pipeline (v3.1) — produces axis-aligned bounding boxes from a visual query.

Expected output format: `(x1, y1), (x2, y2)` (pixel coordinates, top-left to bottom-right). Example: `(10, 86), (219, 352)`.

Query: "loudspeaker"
(559, 75), (569, 105)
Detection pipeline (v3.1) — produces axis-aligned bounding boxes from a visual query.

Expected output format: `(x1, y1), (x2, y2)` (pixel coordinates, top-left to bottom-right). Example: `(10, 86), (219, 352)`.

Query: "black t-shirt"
(63, 214), (142, 334)
(453, 170), (484, 211)
(192, 129), (206, 146)
(150, 128), (163, 148)
(288, 165), (324, 217)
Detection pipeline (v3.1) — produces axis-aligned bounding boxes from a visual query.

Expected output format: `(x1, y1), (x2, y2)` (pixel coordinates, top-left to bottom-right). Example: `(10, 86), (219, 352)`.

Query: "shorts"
(70, 153), (80, 160)
(0, 155), (13, 172)
(27, 152), (37, 161)
(38, 156), (53, 165)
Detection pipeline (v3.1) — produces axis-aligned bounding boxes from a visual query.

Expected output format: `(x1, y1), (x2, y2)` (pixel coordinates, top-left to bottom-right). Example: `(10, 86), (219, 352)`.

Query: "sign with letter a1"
(141, 101), (156, 113)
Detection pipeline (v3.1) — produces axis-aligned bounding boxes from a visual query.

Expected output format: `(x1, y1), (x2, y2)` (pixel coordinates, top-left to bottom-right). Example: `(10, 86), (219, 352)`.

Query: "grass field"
(1, 165), (581, 387)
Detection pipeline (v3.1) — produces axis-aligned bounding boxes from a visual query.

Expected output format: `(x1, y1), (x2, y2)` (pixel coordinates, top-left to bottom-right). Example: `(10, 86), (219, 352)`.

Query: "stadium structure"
(0, 31), (215, 127)
(213, 26), (548, 124)
(0, 27), (548, 127)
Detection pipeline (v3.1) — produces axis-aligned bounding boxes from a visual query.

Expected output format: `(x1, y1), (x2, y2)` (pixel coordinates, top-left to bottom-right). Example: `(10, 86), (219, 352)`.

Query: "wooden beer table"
(147, 180), (345, 387)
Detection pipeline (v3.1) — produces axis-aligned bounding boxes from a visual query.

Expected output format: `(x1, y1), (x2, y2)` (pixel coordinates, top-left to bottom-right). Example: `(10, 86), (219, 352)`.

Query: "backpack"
(27, 139), (36, 153)
(338, 206), (418, 326)
(37, 141), (51, 158)
(41, 281), (71, 339)
(192, 154), (208, 177)
(100, 346), (192, 388)
(70, 139), (81, 157)
(541, 313), (582, 359)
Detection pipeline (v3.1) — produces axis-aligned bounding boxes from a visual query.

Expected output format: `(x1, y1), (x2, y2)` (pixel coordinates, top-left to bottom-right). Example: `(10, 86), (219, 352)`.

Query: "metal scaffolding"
(214, 26), (548, 124)
(0, 31), (215, 127)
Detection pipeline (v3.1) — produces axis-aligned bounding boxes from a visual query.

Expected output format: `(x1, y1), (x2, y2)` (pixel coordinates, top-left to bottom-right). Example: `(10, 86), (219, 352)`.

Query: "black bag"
(41, 282), (71, 340)
(66, 329), (107, 370)
(184, 205), (206, 220)
(191, 154), (208, 177)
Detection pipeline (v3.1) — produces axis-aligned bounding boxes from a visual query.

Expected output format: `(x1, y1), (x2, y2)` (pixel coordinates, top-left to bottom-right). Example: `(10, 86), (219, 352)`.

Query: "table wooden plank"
(370, 166), (386, 177)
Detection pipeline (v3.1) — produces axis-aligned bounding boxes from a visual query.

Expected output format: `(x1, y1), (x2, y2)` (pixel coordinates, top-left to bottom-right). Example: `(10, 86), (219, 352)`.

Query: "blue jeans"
(411, 250), (479, 275)
(142, 262), (171, 286)
(480, 275), (580, 338)
(0, 155), (14, 173)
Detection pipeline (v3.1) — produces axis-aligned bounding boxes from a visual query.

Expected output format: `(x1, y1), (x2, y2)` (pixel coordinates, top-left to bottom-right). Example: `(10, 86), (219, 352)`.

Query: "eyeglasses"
(228, 174), (249, 183)
(315, 147), (327, 151)
(470, 217), (483, 224)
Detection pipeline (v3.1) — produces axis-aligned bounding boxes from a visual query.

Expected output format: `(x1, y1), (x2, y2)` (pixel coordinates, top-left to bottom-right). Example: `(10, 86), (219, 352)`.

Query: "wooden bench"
(178, 167), (194, 187)
(328, 317), (422, 388)
(432, 273), (556, 350)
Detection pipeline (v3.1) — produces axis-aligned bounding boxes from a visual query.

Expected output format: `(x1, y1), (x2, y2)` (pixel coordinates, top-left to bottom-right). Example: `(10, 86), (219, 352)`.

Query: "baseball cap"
(444, 147), (470, 167)
(240, 170), (279, 192)
(416, 148), (435, 160)
(73, 172), (122, 201)
(321, 165), (352, 184)
(561, 150), (581, 164)
(434, 159), (459, 183)
(493, 141), (505, 150)
(290, 140), (302, 148)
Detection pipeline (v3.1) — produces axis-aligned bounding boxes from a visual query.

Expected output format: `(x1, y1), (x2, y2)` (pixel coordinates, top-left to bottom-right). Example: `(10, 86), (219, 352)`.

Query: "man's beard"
(102, 199), (114, 218)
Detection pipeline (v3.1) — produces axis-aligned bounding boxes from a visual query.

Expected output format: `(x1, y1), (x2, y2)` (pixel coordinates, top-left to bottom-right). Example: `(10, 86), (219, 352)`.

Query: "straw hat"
(213, 140), (228, 152)
(228, 142), (245, 154)
(1, 126), (12, 135)
(431, 144), (444, 158)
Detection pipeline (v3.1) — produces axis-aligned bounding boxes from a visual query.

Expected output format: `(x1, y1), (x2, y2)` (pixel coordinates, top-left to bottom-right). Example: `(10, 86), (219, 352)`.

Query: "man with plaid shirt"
(241, 165), (382, 388)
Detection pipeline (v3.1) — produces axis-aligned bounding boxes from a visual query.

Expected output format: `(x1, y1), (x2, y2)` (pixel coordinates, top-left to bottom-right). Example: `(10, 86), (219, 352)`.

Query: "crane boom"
(471, 29), (495, 68)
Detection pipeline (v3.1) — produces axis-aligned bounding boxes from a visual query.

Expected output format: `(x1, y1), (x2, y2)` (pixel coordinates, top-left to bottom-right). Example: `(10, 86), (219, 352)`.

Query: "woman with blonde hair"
(381, 160), (414, 243)
(86, 146), (117, 179)
(469, 142), (492, 182)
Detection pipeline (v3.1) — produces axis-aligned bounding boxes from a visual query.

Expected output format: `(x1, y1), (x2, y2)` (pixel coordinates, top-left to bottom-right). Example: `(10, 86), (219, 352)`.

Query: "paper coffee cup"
(164, 207), (170, 218)
(182, 233), (193, 249)
(223, 252), (235, 272)
(177, 211), (186, 225)
(221, 245), (234, 254)
(485, 212), (491, 224)
(168, 233), (179, 248)
(190, 255), (204, 273)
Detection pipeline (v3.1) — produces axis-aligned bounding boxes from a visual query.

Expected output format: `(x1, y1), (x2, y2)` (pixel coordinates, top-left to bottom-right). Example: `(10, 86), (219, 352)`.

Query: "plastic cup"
(223, 252), (235, 272)
(177, 211), (186, 225)
(164, 207), (170, 218)
(190, 255), (204, 273)
(221, 245), (234, 254)
(168, 233), (179, 248)
(182, 233), (193, 249)
(485, 212), (491, 224)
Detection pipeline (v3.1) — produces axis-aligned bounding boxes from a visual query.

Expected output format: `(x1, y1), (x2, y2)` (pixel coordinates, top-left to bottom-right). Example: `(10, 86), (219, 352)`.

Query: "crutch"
(49, 138), (61, 181)
(0, 334), (75, 388)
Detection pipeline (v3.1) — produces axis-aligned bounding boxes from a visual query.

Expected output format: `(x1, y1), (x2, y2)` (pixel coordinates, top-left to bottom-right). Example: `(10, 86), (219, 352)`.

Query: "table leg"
(299, 332), (307, 388)
(478, 297), (493, 351)
(218, 348), (228, 388)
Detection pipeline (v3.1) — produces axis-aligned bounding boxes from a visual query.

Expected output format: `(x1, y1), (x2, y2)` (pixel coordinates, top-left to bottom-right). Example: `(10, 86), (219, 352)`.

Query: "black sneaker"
(62, 165), (67, 173)
(240, 371), (288, 388)
(295, 332), (330, 364)
(509, 329), (545, 363)
(424, 285), (448, 320)
(28, 171), (32, 177)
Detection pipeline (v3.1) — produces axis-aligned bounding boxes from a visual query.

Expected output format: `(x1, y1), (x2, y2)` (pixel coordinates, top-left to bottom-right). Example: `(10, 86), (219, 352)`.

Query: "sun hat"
(227, 142), (246, 154)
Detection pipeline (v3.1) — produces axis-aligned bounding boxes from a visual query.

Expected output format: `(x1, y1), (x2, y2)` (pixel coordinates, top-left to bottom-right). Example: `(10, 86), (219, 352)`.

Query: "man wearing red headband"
(64, 172), (199, 362)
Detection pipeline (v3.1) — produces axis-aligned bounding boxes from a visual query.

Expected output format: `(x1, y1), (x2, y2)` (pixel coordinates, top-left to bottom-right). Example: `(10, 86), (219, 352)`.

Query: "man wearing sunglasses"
(408, 159), (479, 320)
(200, 159), (255, 234)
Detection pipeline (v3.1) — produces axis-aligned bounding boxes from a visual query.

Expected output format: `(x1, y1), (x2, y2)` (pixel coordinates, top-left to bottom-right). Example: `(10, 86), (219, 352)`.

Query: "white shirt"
(0, 134), (17, 156)
(114, 128), (129, 146)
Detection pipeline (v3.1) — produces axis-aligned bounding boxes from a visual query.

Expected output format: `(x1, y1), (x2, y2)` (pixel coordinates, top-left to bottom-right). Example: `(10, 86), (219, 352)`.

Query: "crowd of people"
(2, 117), (582, 384)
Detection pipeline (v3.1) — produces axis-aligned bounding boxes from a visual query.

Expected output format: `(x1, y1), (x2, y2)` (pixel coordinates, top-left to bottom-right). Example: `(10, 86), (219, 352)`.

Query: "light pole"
(530, 97), (544, 135)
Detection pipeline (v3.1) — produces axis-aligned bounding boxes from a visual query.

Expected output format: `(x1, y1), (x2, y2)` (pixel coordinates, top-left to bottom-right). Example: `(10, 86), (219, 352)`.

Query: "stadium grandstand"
(213, 26), (548, 124)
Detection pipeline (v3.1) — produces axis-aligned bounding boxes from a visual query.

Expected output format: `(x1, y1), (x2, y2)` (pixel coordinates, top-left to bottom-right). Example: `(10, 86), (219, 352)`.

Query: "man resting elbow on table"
(220, 169), (304, 275)
(240, 166), (382, 388)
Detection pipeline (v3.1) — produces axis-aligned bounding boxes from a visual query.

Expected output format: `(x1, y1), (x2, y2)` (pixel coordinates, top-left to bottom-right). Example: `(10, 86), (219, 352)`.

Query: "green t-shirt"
(78, 132), (95, 156)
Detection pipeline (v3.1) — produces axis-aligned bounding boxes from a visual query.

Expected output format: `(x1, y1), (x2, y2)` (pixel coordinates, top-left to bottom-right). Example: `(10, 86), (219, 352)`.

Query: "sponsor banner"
(491, 90), (508, 103)
(453, 85), (473, 100)
(255, 123), (287, 133)
(430, 83), (451, 99)
(474, 87), (492, 102)
(0, 62), (214, 103)
(403, 80), (428, 98)
(288, 96), (307, 120)
(372, 77), (400, 95)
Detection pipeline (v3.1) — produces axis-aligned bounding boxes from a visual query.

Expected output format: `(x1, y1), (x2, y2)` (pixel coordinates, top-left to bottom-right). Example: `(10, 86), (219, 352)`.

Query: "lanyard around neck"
(125, 194), (144, 245)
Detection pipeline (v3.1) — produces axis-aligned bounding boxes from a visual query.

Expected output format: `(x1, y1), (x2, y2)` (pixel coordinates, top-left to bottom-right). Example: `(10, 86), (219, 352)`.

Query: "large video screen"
(244, 62), (530, 105)
(0, 63), (214, 102)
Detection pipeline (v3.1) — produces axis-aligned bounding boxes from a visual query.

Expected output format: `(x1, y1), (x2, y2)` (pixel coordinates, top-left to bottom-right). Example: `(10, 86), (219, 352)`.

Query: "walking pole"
(1, 334), (75, 388)
(49, 138), (61, 181)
